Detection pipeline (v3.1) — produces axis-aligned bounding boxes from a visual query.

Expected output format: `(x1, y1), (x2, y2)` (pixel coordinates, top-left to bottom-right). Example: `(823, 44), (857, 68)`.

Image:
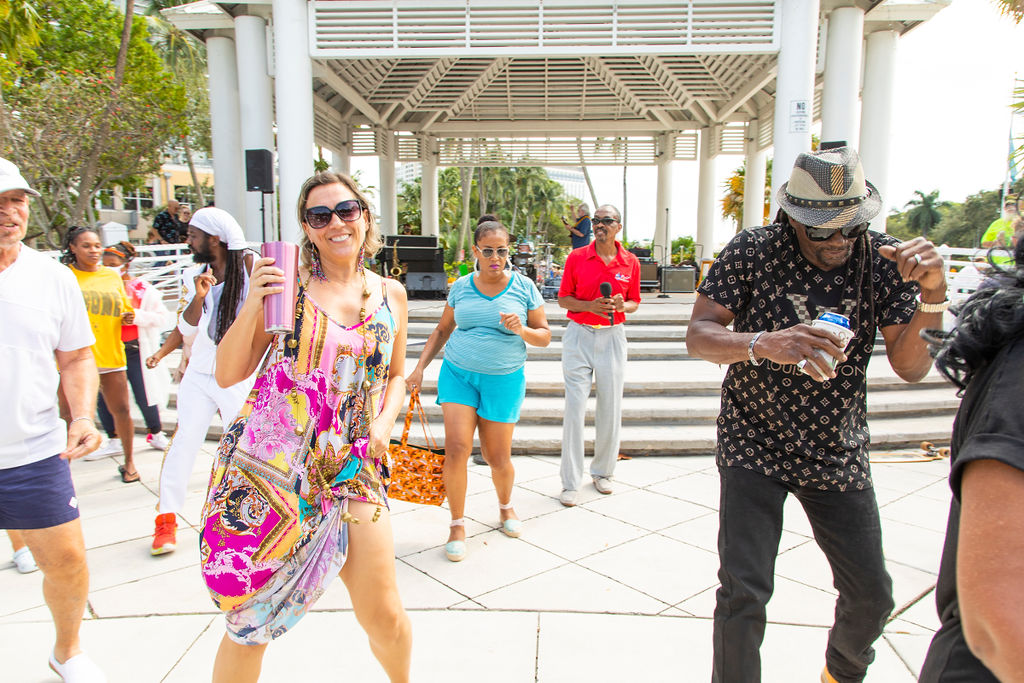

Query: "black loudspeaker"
(245, 149), (274, 192)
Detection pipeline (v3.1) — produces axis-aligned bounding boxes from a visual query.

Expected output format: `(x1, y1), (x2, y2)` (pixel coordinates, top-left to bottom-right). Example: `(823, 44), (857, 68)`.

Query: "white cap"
(0, 158), (41, 197)
(189, 207), (247, 250)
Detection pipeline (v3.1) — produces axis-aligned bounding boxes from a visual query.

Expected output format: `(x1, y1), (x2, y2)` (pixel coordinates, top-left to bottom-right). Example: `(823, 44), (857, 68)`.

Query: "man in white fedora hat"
(0, 158), (108, 681)
(687, 143), (949, 683)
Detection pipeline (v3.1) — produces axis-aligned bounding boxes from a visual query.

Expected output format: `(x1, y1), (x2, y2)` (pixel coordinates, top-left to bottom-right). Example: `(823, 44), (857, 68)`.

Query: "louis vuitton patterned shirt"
(697, 224), (919, 491)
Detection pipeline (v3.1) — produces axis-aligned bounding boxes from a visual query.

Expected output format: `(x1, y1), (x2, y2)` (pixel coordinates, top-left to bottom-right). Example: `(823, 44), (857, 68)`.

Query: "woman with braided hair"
(202, 172), (411, 681)
(61, 226), (139, 482)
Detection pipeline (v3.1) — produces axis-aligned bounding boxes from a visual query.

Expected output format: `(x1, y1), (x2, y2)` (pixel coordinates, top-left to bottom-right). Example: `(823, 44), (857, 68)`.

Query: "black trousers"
(711, 465), (894, 683)
(98, 340), (162, 437)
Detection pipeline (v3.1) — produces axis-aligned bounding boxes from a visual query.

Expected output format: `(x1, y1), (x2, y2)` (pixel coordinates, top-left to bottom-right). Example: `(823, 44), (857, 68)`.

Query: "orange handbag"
(386, 389), (446, 505)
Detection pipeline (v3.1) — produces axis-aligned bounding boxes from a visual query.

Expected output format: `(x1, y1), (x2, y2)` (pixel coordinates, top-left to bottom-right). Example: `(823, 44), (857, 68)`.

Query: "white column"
(696, 127), (716, 256)
(151, 175), (163, 207)
(653, 134), (673, 266)
(821, 6), (864, 146)
(206, 36), (245, 222)
(860, 30), (898, 233)
(771, 0), (820, 215)
(272, 0), (315, 243)
(332, 146), (351, 176)
(421, 138), (439, 237)
(235, 15), (276, 242)
(378, 132), (397, 236)
(743, 119), (767, 229)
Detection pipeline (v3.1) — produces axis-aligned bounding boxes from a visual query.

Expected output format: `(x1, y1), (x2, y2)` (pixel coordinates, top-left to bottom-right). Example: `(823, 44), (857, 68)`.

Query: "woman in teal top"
(407, 221), (550, 562)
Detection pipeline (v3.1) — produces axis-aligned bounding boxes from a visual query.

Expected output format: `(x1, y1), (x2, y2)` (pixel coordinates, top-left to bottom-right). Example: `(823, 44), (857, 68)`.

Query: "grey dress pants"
(559, 320), (627, 491)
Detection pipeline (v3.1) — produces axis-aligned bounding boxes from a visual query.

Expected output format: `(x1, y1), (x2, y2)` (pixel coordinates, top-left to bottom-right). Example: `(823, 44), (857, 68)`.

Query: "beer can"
(804, 312), (854, 375)
(260, 241), (298, 335)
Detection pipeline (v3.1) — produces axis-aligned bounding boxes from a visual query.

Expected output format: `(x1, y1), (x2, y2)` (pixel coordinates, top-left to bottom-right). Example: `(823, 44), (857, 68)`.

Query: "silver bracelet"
(748, 331), (765, 366)
(69, 416), (95, 427)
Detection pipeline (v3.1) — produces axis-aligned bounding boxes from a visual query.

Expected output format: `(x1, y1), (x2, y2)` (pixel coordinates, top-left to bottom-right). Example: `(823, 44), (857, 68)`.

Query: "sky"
(353, 0), (1024, 251)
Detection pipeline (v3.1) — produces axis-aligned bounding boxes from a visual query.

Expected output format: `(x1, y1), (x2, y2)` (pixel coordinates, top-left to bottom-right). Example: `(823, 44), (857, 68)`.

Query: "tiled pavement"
(1, 433), (952, 682)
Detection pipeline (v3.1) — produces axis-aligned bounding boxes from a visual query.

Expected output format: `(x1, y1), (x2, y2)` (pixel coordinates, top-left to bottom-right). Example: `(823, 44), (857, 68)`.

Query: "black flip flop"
(117, 465), (140, 483)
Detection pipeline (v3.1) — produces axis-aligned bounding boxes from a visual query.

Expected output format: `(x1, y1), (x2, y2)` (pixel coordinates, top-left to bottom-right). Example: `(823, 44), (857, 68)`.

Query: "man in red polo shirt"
(556, 204), (641, 506)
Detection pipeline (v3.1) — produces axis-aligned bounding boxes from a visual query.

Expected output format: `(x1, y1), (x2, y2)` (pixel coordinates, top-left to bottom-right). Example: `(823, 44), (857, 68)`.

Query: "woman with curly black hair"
(62, 226), (138, 482)
(920, 239), (1024, 682)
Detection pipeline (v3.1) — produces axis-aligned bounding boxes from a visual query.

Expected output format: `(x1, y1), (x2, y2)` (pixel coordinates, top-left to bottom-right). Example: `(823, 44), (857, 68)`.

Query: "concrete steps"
(136, 294), (959, 455)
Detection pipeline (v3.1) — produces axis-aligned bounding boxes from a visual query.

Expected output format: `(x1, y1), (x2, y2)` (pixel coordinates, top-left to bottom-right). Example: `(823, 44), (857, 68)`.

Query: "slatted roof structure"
(167, 0), (944, 168)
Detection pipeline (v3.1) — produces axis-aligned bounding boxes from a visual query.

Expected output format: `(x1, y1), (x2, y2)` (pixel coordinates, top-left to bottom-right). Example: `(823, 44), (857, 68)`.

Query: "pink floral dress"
(199, 284), (395, 644)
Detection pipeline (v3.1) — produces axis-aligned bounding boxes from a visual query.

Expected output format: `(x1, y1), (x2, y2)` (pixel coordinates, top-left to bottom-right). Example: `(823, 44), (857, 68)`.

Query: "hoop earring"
(473, 258), (480, 272)
(309, 243), (327, 282)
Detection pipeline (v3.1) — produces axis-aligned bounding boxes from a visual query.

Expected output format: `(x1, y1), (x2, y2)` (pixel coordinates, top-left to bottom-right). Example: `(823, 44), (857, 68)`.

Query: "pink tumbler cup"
(260, 241), (298, 334)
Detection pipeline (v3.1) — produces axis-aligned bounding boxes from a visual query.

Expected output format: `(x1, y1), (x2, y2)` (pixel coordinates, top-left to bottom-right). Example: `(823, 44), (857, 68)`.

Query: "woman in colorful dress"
(204, 172), (411, 682)
(406, 220), (551, 562)
(61, 227), (138, 482)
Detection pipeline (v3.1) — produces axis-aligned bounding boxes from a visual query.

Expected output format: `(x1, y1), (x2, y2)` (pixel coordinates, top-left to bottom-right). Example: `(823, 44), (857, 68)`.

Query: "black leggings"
(98, 340), (162, 437)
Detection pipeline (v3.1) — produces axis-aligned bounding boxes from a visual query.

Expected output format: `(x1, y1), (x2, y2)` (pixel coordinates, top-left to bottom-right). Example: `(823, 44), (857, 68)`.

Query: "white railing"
(311, 0), (779, 58)
(937, 245), (1017, 305)
(42, 244), (194, 307)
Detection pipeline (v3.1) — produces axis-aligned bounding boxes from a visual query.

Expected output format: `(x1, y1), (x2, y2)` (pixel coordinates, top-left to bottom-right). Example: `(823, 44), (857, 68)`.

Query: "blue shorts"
(0, 455), (81, 529)
(437, 360), (526, 424)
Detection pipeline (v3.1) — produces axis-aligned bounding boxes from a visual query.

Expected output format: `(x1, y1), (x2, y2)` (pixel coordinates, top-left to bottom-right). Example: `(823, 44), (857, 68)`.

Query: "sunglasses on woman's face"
(478, 247), (510, 259)
(304, 199), (365, 229)
(593, 217), (618, 226)
(804, 222), (869, 242)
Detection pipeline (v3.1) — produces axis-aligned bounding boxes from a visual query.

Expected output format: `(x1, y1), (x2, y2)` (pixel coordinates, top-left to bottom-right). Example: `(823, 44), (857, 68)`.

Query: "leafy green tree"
(1, 0), (187, 242)
(903, 189), (948, 239)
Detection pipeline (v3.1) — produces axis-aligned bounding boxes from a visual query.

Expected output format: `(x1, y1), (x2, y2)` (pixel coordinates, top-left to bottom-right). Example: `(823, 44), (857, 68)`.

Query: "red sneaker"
(151, 513), (177, 556)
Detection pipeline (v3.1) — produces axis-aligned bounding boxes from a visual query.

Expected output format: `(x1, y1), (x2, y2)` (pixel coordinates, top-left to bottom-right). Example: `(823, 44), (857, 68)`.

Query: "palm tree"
(145, 0), (209, 205)
(903, 189), (948, 238)
(0, 0), (41, 60)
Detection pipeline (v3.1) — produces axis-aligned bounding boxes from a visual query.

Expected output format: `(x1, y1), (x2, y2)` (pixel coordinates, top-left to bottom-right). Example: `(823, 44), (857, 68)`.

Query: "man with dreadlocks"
(145, 207), (255, 556)
(688, 144), (949, 683)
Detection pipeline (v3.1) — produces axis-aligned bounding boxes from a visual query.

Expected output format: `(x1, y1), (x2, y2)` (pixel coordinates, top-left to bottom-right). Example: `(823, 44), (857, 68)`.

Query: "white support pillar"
(743, 119), (767, 229)
(272, 0), (314, 243)
(206, 36), (245, 222)
(821, 6), (864, 147)
(860, 30), (899, 233)
(421, 138), (439, 238)
(332, 145), (351, 176)
(653, 134), (673, 265)
(771, 0), (820, 216)
(378, 132), (397, 236)
(235, 15), (276, 242)
(151, 175), (163, 208)
(696, 127), (716, 257)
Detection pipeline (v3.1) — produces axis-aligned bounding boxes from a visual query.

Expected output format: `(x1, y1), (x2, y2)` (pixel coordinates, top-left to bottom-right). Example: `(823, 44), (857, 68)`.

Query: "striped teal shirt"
(444, 271), (544, 375)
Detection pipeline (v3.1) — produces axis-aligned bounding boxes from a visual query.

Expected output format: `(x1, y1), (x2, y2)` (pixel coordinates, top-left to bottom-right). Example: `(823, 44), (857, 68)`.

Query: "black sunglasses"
(304, 199), (366, 229)
(804, 222), (869, 242)
(593, 217), (619, 226)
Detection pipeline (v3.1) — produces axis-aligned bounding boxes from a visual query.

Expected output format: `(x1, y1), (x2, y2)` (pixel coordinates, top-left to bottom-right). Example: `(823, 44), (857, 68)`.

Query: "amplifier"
(385, 235), (438, 249)
(405, 272), (448, 299)
(661, 267), (696, 293)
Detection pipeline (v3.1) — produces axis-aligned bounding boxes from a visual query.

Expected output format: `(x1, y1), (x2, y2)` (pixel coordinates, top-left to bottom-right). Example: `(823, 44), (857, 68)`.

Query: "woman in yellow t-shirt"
(62, 227), (139, 482)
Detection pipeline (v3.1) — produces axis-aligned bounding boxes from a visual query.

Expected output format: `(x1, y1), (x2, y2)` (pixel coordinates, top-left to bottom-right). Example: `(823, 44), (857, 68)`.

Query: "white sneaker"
(12, 547), (38, 574)
(146, 432), (170, 451)
(559, 489), (578, 507)
(593, 476), (614, 495)
(82, 438), (121, 461)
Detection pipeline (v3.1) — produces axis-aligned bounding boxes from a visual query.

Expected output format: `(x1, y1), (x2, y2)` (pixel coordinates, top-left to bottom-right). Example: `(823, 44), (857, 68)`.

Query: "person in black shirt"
(688, 145), (950, 683)
(918, 239), (1024, 682)
(153, 199), (184, 244)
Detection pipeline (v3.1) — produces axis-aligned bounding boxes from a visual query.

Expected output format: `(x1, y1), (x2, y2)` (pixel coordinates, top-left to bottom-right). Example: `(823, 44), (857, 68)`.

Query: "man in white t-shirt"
(0, 158), (107, 682)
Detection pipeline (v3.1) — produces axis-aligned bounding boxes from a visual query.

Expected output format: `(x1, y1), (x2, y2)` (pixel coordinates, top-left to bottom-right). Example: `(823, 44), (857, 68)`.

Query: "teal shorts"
(437, 360), (526, 424)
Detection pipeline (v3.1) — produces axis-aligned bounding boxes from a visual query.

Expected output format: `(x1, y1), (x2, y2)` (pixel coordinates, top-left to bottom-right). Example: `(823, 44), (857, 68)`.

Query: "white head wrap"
(189, 207), (247, 250)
